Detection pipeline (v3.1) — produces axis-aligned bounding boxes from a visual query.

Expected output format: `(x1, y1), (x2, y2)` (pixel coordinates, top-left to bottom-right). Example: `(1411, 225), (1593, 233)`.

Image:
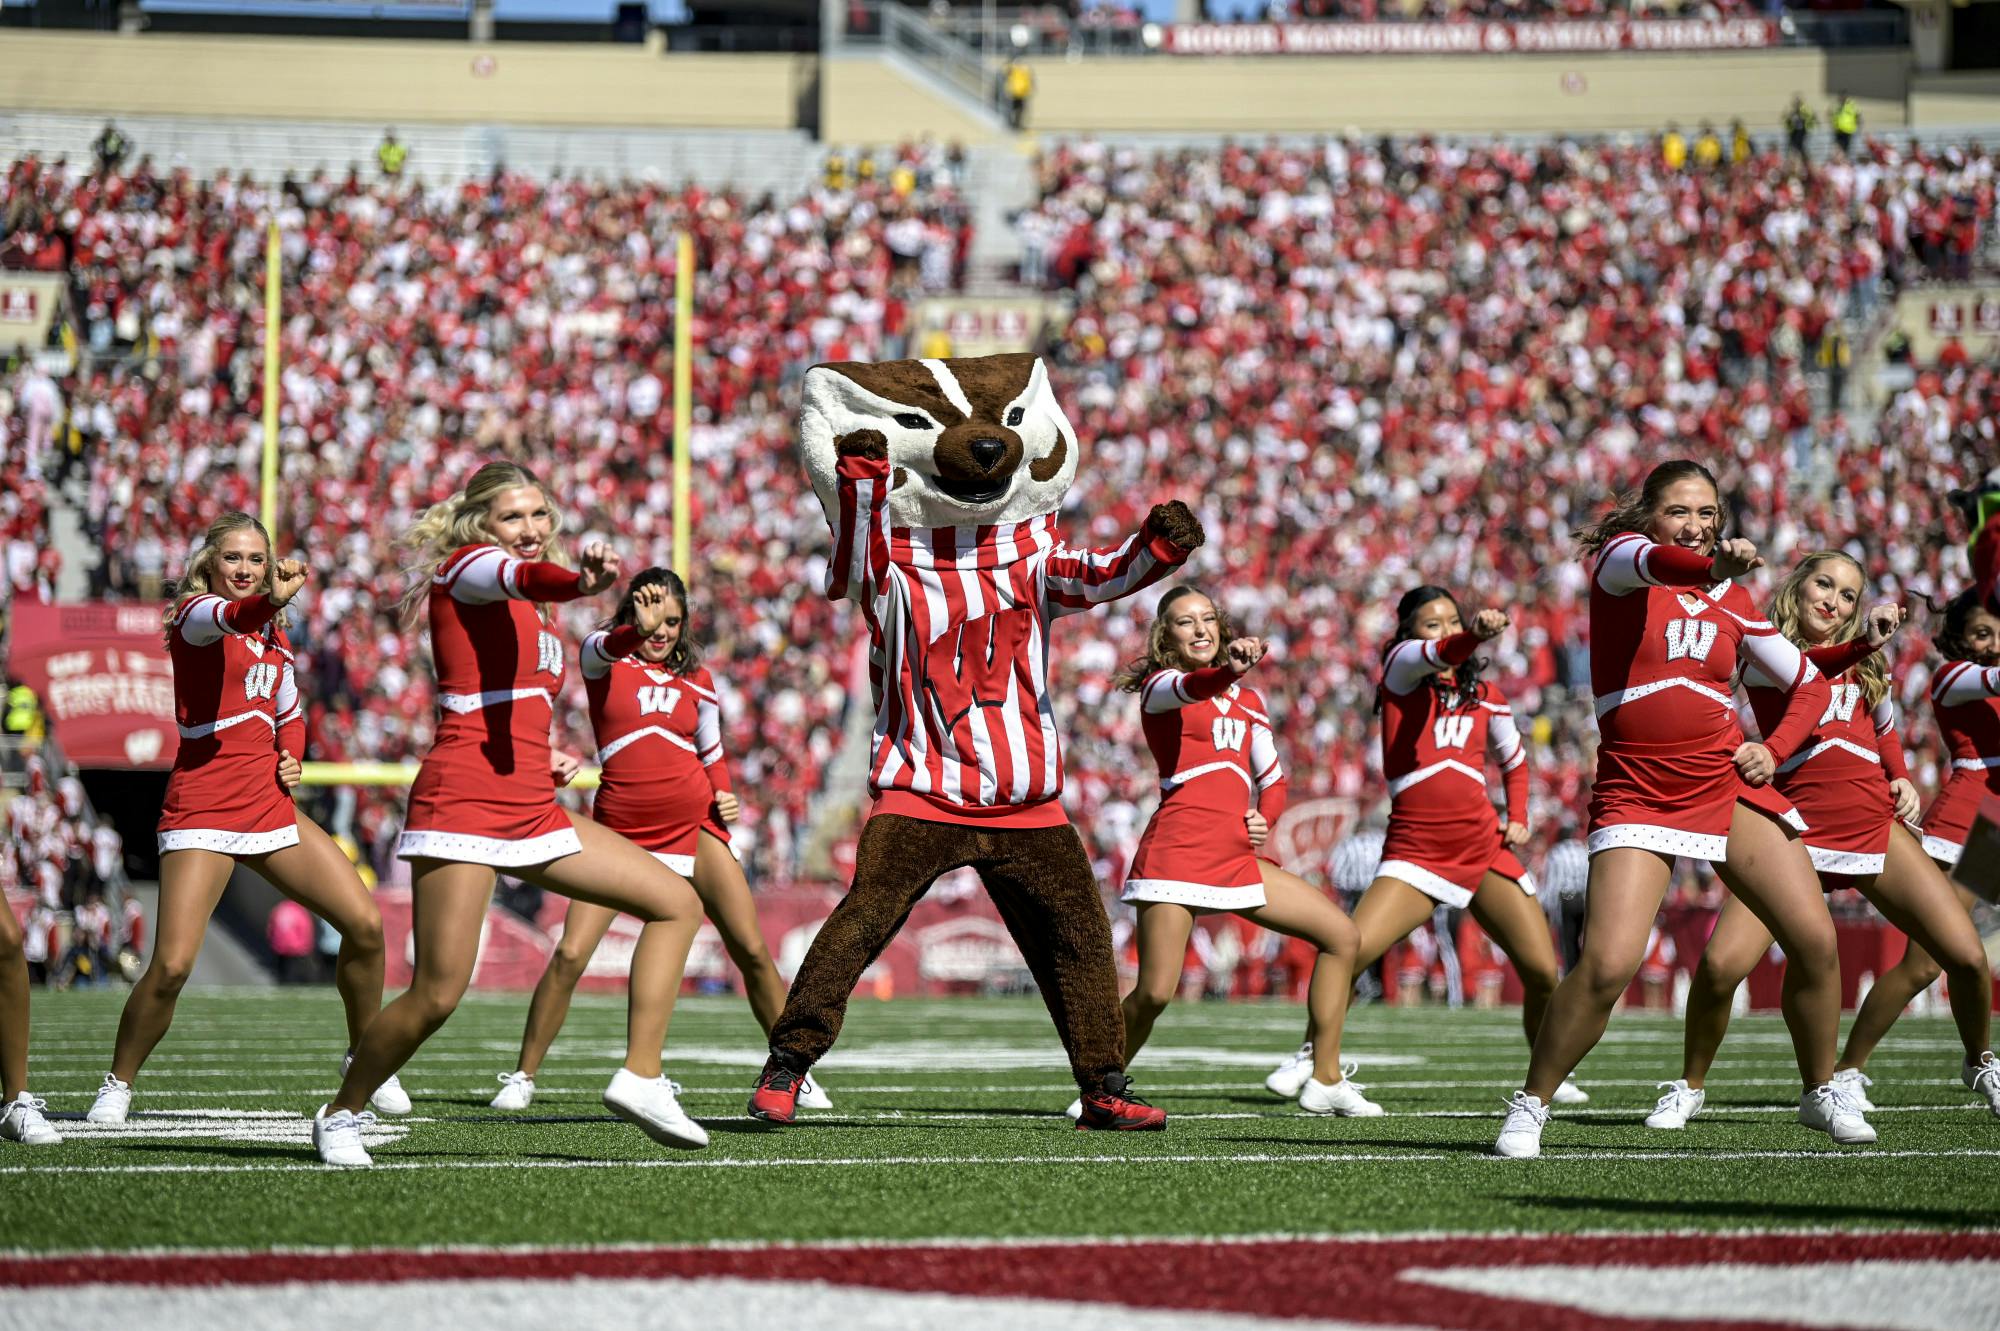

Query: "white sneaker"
(491, 1070), (536, 1111)
(603, 1068), (708, 1150)
(796, 1073), (833, 1111)
(1644, 1079), (1706, 1129)
(1831, 1066), (1876, 1113)
(1299, 1062), (1383, 1117)
(1962, 1052), (2000, 1119)
(1493, 1091), (1549, 1159)
(1265, 1042), (1315, 1099)
(1551, 1076), (1590, 1106)
(1064, 1097), (1083, 1120)
(312, 1105), (376, 1167)
(1800, 1082), (1877, 1145)
(341, 1053), (412, 1116)
(85, 1074), (131, 1125)
(0, 1093), (61, 1145)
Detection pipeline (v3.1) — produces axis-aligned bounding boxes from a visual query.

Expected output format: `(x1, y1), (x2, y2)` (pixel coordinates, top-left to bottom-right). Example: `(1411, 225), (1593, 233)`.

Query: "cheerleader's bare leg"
(1121, 901), (1196, 1064)
(107, 848), (235, 1084)
(525, 814), (703, 1081)
(332, 860), (494, 1114)
(512, 900), (619, 1080)
(0, 905), (29, 1101)
(1852, 826), (1992, 1068)
(1523, 847), (1674, 1102)
(1466, 870), (1562, 1048)
(1242, 863), (1360, 1085)
(1348, 876), (1441, 974)
(250, 817), (386, 1048)
(1710, 803), (1840, 1090)
(1678, 891), (1773, 1090)
(1841, 862), (1978, 1073)
(690, 829), (788, 1035)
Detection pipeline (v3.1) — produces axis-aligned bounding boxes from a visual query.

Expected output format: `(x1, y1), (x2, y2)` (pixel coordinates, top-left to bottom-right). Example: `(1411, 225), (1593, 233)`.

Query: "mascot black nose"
(969, 437), (1007, 473)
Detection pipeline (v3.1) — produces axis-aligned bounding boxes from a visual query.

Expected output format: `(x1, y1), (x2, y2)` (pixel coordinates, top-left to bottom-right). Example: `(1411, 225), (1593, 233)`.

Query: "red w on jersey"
(581, 627), (735, 872)
(1585, 533), (1828, 861)
(157, 592), (303, 855)
(1123, 665), (1285, 911)
(1921, 659), (2000, 865)
(1374, 634), (1535, 908)
(397, 544), (584, 866)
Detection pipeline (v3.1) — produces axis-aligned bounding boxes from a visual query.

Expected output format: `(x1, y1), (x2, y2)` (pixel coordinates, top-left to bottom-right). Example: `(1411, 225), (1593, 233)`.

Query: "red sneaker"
(748, 1059), (804, 1126)
(1074, 1072), (1166, 1131)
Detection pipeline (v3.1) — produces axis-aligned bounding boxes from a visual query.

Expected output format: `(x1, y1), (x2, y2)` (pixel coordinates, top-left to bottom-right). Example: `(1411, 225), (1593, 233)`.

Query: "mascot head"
(800, 353), (1078, 530)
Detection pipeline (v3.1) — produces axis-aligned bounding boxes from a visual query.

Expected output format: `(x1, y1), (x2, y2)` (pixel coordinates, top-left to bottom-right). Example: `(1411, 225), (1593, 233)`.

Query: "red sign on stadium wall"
(1162, 18), (1781, 55)
(5, 601), (176, 769)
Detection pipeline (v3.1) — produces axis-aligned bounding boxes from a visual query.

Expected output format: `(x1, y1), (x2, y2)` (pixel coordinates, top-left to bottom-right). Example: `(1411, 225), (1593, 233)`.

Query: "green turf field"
(10, 989), (1998, 1251)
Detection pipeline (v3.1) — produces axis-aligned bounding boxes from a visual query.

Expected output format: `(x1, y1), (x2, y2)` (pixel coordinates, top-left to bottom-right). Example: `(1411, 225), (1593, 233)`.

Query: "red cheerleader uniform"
(1375, 634), (1536, 909)
(581, 626), (735, 877)
(157, 592), (304, 856)
(1743, 636), (1911, 880)
(1123, 665), (1286, 911)
(1587, 534), (1830, 862)
(396, 545), (586, 867)
(1921, 659), (2000, 867)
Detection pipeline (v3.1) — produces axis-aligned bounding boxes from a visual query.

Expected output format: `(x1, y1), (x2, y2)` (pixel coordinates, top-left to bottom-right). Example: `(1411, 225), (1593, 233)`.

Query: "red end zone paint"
(3, 1232), (1993, 1330)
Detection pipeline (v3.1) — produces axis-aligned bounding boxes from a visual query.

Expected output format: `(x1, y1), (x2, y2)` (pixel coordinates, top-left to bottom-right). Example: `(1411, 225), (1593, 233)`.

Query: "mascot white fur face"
(799, 353), (1079, 530)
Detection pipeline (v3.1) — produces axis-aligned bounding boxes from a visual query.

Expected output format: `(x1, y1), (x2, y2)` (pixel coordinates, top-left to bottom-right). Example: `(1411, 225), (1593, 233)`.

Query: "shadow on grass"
(1215, 1135), (1497, 1155)
(1510, 1193), (2000, 1228)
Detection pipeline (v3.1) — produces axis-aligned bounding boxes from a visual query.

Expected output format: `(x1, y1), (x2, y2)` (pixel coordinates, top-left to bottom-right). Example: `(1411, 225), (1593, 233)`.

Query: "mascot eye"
(893, 413), (932, 431)
(1006, 407), (1025, 427)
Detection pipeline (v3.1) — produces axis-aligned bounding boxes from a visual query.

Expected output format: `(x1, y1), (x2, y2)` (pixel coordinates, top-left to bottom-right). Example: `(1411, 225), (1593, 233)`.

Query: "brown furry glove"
(835, 429), (889, 461)
(1146, 500), (1205, 551)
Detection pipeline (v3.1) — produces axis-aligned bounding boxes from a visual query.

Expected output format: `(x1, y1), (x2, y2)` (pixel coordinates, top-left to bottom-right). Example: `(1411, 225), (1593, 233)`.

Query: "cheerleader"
(490, 569), (830, 1114)
(1094, 585), (1375, 1117)
(89, 513), (408, 1127)
(1267, 587), (1582, 1106)
(1495, 460), (1859, 1158)
(1810, 581), (2000, 1112)
(314, 463), (707, 1166)
(1645, 553), (1999, 1129)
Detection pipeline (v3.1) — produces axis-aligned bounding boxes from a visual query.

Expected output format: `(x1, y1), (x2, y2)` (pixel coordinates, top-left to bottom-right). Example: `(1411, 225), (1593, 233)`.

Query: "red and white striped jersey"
(1379, 636), (1527, 822)
(168, 593), (304, 765)
(827, 451), (1191, 827)
(425, 544), (572, 770)
(1589, 533), (1826, 760)
(580, 631), (733, 799)
(1138, 666), (1287, 825)
(1930, 659), (2000, 785)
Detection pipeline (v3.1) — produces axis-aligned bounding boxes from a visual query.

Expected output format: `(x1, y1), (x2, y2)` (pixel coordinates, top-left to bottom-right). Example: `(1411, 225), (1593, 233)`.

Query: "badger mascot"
(747, 353), (1204, 1130)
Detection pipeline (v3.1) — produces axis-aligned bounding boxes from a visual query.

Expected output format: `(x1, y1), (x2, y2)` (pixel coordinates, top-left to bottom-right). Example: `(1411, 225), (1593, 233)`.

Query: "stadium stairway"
(962, 139), (1034, 289)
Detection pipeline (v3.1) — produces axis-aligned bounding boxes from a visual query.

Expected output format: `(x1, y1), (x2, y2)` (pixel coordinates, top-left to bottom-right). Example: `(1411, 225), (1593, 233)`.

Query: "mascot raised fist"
(748, 352), (1204, 1130)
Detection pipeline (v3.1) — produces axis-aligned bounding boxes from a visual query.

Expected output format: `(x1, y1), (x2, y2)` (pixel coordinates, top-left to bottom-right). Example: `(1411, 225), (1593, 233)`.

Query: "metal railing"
(850, 3), (1008, 118)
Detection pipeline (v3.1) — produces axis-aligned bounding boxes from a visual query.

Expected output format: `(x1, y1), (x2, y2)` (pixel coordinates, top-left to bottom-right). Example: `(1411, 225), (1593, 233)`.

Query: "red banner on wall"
(1162, 18), (1782, 56)
(5, 601), (176, 769)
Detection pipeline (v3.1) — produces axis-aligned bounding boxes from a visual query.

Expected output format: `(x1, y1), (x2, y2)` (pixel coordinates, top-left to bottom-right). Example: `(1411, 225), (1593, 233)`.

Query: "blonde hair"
(397, 461), (569, 624)
(1114, 585), (1237, 692)
(1769, 552), (1888, 708)
(163, 511), (287, 645)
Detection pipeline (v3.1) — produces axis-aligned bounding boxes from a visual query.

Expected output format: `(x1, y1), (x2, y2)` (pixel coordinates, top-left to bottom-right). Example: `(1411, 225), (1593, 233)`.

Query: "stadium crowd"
(0, 131), (1995, 922)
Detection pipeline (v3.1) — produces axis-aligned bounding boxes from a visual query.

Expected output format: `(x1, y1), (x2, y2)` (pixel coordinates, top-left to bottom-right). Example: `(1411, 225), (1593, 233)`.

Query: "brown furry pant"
(767, 814), (1126, 1094)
